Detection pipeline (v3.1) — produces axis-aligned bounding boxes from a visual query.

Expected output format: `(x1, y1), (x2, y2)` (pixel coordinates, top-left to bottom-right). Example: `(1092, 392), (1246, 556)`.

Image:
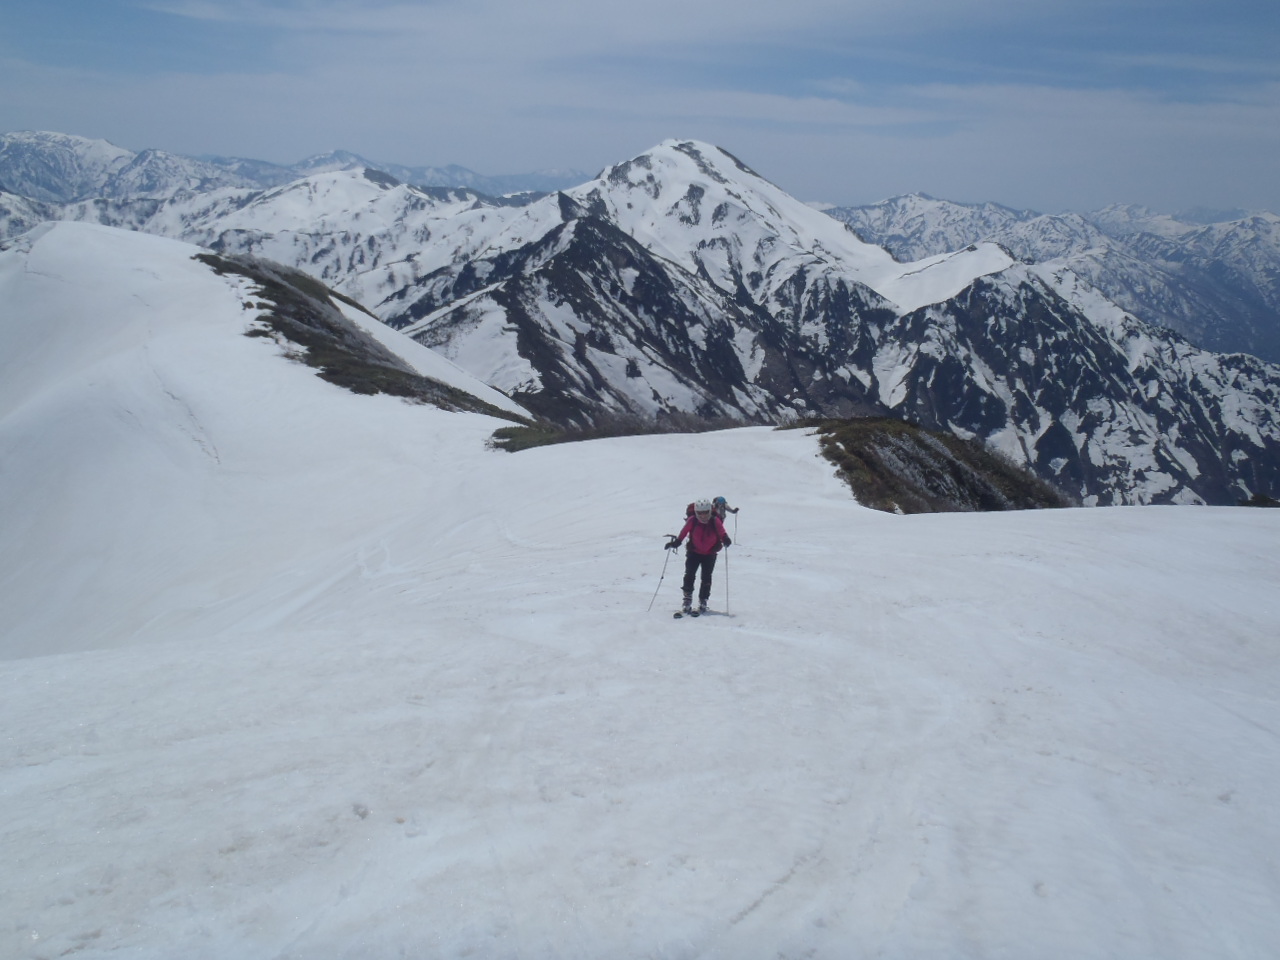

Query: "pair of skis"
(673, 606), (709, 619)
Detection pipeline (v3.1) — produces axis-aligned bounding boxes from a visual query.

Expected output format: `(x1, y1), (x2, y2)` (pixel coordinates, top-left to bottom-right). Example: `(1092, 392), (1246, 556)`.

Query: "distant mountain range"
(2, 130), (1279, 506)
(0, 130), (590, 203)
(826, 194), (1280, 363)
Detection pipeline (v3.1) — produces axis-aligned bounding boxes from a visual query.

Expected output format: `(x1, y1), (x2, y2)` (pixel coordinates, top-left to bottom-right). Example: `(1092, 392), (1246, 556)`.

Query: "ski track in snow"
(2, 223), (1280, 959)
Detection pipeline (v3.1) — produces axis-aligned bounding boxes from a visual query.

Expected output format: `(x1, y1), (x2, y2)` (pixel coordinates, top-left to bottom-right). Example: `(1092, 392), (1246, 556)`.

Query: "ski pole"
(646, 535), (678, 612)
(724, 543), (730, 615)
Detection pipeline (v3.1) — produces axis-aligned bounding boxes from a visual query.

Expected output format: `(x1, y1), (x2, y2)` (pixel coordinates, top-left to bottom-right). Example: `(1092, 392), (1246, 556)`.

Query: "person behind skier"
(684, 496), (739, 522)
(667, 498), (731, 615)
(712, 496), (738, 521)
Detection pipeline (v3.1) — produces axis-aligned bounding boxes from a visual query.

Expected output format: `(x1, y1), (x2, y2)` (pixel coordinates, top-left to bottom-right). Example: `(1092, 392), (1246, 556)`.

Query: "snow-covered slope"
(1, 222), (1278, 957)
(0, 188), (54, 239)
(0, 222), (523, 657)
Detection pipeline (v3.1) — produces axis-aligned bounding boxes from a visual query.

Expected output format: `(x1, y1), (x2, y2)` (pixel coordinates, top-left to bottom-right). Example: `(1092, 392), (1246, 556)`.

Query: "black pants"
(682, 551), (718, 603)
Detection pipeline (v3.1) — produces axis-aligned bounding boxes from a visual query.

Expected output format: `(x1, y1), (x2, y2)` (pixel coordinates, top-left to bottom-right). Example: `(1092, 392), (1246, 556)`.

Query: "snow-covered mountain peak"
(595, 140), (1018, 312)
(291, 149), (376, 176)
(246, 166), (405, 210)
(1087, 203), (1198, 240)
(868, 192), (1027, 216)
(596, 139), (760, 186)
(1184, 210), (1280, 244)
(171, 168), (486, 239)
(569, 139), (906, 296)
(829, 193), (1040, 263)
(0, 130), (134, 203)
(0, 130), (132, 160)
(102, 147), (262, 199)
(583, 138), (787, 224)
(0, 132), (270, 201)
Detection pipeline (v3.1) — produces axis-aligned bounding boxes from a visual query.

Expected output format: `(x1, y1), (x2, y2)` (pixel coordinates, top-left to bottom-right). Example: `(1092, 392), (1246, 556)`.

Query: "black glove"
(666, 540), (681, 550)
(722, 536), (732, 547)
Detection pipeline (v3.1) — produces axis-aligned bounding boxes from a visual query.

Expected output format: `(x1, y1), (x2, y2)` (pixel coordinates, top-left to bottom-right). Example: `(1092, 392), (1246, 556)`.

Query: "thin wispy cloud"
(2, 0), (1276, 211)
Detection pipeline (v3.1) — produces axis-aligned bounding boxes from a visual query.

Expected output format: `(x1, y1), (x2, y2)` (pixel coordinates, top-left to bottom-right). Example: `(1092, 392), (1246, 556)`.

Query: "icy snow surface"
(2, 224), (1280, 959)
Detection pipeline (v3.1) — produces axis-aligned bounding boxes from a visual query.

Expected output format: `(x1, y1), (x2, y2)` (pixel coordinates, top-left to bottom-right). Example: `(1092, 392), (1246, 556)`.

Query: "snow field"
(4, 425), (1279, 958)
(2, 223), (1280, 958)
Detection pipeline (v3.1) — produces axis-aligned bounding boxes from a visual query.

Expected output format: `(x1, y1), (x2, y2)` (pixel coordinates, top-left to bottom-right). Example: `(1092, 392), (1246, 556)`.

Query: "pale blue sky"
(2, 0), (1277, 212)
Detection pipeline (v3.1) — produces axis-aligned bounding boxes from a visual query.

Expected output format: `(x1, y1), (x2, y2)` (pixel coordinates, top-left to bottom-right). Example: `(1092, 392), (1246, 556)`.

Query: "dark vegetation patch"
(362, 168), (401, 189)
(490, 411), (746, 452)
(1239, 491), (1280, 507)
(795, 417), (1077, 513)
(195, 252), (527, 423)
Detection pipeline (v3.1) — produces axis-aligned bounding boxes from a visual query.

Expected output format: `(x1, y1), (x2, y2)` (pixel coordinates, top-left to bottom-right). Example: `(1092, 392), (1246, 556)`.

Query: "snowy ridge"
(872, 242), (1015, 314)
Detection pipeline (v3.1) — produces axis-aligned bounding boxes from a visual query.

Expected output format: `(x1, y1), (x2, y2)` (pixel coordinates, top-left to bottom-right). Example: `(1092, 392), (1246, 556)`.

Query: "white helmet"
(694, 498), (713, 515)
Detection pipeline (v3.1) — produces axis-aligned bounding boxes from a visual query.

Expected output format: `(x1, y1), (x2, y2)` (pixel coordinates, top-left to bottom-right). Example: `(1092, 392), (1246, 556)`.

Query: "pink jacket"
(677, 514), (728, 555)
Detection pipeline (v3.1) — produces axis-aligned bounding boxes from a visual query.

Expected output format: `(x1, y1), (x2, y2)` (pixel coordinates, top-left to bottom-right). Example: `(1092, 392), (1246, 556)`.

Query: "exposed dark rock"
(804, 417), (1077, 514)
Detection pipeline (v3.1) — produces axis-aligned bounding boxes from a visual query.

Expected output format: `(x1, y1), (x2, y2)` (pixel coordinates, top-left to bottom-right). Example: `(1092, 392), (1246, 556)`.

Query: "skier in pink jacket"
(667, 498), (731, 615)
